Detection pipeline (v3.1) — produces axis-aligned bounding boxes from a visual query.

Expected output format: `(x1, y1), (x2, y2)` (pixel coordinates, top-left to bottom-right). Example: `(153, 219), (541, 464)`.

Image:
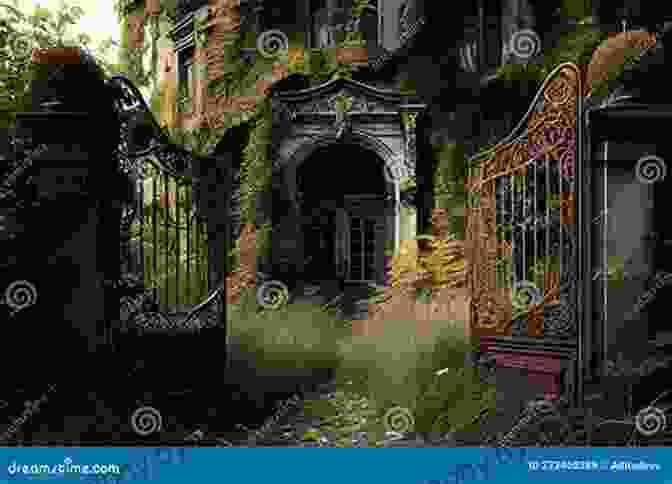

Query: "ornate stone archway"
(268, 78), (425, 284)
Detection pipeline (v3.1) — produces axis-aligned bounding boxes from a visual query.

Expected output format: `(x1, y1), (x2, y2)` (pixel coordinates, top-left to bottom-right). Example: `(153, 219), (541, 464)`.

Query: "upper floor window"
(308, 0), (379, 49)
(177, 48), (194, 112)
(398, 1), (410, 40)
(458, 0), (503, 75)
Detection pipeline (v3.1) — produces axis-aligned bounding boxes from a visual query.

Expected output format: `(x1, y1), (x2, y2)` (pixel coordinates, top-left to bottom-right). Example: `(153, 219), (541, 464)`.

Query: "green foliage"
(528, 255), (561, 289)
(431, 142), (467, 239)
(434, 143), (467, 204)
(605, 255), (630, 284)
(115, 1), (163, 90)
(166, 125), (220, 157)
(240, 97), (273, 226)
(559, 0), (592, 20)
(332, 318), (495, 440)
(495, 254), (513, 289)
(0, 0), (118, 128)
(398, 76), (418, 95)
(208, 55), (274, 99)
(350, 0), (371, 19)
(131, 166), (210, 306)
(149, 84), (163, 119)
(117, 4), (154, 87)
(495, 22), (606, 84)
(307, 48), (336, 82)
(113, 0), (143, 23)
(227, 294), (347, 370)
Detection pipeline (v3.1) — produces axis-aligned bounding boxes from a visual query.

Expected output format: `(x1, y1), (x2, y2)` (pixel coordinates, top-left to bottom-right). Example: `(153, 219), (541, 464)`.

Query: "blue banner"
(0, 448), (669, 484)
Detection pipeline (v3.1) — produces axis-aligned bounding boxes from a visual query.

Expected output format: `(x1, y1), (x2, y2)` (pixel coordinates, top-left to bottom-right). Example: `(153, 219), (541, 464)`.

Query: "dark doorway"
(651, 151), (672, 342)
(297, 142), (388, 283)
(303, 208), (337, 281)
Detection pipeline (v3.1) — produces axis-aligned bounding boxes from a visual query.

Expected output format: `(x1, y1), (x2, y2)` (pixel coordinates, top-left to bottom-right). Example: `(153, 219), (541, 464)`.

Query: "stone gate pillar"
(6, 49), (121, 382)
(13, 106), (121, 365)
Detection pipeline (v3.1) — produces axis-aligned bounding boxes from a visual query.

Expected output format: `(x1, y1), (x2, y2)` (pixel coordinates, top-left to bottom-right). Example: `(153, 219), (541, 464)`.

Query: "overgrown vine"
(114, 0), (162, 89)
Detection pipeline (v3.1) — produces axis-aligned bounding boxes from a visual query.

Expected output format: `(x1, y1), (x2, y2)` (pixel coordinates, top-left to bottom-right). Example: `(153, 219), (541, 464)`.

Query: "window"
(311, 1), (348, 48)
(359, 1), (379, 47)
(177, 49), (194, 112)
(398, 1), (409, 39)
(456, 0), (502, 75)
(308, 0), (380, 49)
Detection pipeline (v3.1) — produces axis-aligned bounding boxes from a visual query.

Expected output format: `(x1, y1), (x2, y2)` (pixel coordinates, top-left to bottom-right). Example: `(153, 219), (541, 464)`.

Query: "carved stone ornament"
(334, 109), (351, 139)
(271, 100), (297, 125)
(403, 112), (419, 172)
(295, 89), (389, 115)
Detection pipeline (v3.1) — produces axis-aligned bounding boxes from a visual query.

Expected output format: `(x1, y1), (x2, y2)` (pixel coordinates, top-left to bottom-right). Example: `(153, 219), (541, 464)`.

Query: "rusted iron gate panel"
(466, 63), (583, 404)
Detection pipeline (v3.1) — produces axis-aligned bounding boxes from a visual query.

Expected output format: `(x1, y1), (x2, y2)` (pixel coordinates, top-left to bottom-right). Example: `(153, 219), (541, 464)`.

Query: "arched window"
(398, 1), (409, 41)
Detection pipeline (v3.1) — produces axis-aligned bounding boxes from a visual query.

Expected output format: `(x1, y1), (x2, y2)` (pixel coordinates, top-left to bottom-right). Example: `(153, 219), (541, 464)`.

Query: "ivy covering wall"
(113, 1), (655, 298)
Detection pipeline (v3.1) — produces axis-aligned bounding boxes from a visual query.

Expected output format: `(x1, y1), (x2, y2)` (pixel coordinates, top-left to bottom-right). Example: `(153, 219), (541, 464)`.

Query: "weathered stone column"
(13, 107), (120, 372)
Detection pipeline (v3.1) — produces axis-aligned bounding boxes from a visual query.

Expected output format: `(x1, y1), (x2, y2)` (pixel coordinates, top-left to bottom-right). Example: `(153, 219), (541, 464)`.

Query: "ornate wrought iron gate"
(466, 63), (583, 404)
(122, 154), (210, 312)
(110, 75), (223, 335)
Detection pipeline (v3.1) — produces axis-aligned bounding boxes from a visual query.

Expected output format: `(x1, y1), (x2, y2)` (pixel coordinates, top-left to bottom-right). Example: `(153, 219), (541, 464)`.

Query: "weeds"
(226, 285), (496, 446)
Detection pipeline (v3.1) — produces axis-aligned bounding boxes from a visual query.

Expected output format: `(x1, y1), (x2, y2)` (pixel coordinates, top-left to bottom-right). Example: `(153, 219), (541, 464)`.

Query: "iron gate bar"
(108, 73), (220, 324)
(511, 175), (515, 286)
(186, 184), (191, 305)
(153, 171), (159, 303)
(546, 155), (550, 291)
(176, 179), (181, 308)
(164, 172), (169, 310)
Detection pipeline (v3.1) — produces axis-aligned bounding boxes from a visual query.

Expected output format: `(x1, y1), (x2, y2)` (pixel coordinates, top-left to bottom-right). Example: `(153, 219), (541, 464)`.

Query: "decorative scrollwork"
(334, 110), (351, 139)
(467, 63), (581, 338)
(109, 75), (209, 175)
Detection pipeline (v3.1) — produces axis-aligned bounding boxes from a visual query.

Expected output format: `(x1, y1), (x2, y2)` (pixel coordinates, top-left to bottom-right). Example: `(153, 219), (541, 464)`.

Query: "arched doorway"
(296, 142), (391, 285)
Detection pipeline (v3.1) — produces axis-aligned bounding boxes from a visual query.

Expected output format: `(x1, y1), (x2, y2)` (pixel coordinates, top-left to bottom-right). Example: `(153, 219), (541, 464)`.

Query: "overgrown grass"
(226, 286), (496, 446)
(227, 287), (348, 371)
(333, 318), (495, 441)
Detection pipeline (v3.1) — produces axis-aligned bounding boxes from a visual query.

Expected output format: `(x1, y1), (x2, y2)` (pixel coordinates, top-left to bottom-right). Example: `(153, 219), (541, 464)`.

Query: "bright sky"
(14, 0), (121, 64)
(12, 0), (158, 101)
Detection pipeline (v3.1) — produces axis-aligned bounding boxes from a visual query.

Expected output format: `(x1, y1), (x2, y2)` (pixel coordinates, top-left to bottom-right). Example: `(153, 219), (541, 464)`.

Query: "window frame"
(177, 47), (195, 113)
(306, 0), (382, 49)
